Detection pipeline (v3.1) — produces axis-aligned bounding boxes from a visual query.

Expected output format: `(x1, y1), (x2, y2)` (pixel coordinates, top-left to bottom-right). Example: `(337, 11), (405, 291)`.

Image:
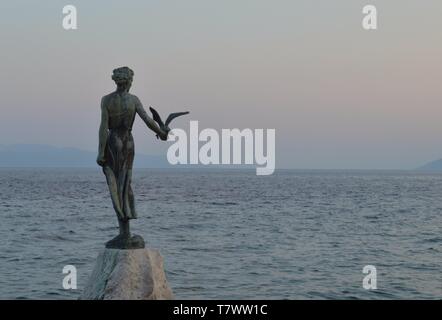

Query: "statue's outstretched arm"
(135, 98), (168, 140)
(97, 97), (109, 166)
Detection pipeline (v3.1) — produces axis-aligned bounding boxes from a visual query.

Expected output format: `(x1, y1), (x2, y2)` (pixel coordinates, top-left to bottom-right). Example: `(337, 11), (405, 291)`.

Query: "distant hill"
(0, 144), (169, 168)
(416, 159), (442, 171)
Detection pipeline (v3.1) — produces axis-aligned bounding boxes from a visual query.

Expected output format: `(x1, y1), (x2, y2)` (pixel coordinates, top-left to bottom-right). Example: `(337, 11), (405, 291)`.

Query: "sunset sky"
(0, 0), (441, 169)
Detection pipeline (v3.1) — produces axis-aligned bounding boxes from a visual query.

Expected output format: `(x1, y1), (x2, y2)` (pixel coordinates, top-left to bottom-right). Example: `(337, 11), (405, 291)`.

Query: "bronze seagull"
(149, 106), (189, 138)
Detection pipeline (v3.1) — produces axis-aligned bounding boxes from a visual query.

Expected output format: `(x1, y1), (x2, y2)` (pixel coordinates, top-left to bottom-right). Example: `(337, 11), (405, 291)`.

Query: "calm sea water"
(0, 168), (440, 299)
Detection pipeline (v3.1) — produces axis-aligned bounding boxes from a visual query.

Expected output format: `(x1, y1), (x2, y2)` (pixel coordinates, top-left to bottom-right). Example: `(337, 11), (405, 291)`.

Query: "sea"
(0, 168), (440, 299)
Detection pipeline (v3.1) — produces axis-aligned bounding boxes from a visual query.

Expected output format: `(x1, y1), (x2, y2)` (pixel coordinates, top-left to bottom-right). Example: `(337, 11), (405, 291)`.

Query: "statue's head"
(112, 66), (134, 91)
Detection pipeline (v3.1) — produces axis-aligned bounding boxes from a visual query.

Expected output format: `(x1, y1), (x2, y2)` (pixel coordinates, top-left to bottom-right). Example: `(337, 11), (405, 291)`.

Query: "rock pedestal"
(80, 248), (174, 300)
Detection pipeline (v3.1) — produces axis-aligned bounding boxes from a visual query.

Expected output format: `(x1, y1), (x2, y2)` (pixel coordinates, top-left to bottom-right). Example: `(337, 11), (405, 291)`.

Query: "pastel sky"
(0, 0), (441, 169)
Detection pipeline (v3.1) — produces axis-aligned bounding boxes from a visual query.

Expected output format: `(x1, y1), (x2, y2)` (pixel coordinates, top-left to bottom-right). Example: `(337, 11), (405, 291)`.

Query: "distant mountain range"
(0, 144), (169, 168)
(416, 159), (442, 171)
(2, 144), (441, 171)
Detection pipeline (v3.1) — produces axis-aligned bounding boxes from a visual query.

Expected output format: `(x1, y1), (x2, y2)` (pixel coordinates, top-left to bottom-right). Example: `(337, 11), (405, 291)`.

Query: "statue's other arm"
(97, 97), (109, 166)
(135, 98), (168, 140)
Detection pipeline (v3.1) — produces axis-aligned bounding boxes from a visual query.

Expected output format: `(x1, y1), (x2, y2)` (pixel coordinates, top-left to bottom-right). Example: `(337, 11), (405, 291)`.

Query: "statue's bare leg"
(103, 166), (125, 221)
(123, 169), (135, 218)
(104, 165), (143, 248)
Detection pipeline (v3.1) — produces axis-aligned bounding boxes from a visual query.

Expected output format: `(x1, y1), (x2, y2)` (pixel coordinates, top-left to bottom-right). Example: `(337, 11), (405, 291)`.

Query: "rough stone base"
(105, 233), (145, 250)
(80, 248), (174, 300)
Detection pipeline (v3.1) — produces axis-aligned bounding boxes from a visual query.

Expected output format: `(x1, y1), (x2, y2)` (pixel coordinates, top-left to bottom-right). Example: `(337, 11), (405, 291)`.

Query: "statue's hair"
(112, 66), (134, 81)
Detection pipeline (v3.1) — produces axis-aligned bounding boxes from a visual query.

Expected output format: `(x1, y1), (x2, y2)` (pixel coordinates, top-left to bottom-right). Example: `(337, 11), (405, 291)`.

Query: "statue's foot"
(105, 233), (145, 250)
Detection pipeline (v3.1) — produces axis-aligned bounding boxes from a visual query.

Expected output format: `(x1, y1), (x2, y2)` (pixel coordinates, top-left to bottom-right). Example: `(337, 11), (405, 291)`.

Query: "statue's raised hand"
(158, 129), (169, 141)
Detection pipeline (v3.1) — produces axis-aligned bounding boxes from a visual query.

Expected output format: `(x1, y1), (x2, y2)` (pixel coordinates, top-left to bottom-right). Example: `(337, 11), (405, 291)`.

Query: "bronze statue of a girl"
(97, 67), (186, 249)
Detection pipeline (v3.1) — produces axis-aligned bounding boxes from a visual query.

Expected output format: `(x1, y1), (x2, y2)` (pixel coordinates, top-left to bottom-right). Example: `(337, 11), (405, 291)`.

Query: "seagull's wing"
(165, 111), (190, 126)
(149, 107), (164, 127)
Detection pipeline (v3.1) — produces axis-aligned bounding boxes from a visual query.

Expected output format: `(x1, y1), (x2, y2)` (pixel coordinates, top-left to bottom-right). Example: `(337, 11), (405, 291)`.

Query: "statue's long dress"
(104, 121), (137, 220)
